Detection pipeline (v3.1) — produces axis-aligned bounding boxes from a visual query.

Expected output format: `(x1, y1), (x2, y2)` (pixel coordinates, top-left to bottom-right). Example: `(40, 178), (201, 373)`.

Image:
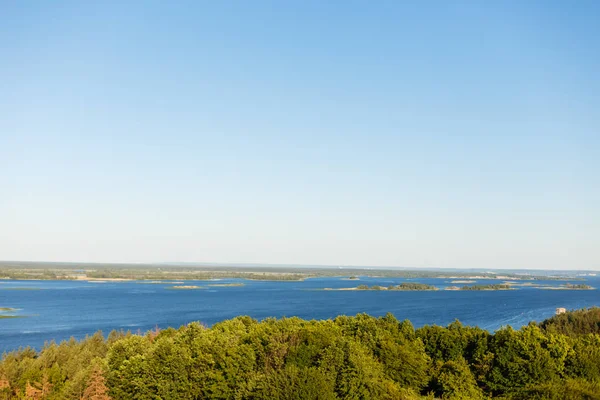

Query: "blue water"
(1, 276), (599, 353)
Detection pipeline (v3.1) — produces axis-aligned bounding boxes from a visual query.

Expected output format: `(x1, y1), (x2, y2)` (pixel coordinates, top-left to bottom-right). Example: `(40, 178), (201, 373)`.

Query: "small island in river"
(565, 283), (594, 290)
(458, 284), (512, 290)
(0, 307), (25, 319)
(541, 283), (595, 290)
(323, 283), (438, 291)
(168, 285), (204, 290)
(207, 283), (245, 287)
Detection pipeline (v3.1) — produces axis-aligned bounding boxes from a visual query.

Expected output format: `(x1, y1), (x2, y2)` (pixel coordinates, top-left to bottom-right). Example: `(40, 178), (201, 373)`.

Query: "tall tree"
(81, 362), (111, 400)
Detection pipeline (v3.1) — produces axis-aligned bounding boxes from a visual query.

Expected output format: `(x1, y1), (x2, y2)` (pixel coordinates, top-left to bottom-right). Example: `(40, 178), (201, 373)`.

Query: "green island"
(564, 283), (593, 290)
(207, 283), (245, 287)
(355, 283), (438, 291)
(166, 285), (204, 290)
(537, 283), (595, 290)
(0, 308), (25, 319)
(1, 308), (600, 399)
(459, 284), (512, 291)
(166, 283), (246, 289)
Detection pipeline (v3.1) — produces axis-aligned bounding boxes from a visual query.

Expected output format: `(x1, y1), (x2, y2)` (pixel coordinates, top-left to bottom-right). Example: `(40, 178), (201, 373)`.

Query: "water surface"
(1, 276), (598, 353)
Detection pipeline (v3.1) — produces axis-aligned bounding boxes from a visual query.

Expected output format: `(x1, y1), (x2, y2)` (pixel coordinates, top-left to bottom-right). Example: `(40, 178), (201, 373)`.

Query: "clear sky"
(1, 1), (598, 270)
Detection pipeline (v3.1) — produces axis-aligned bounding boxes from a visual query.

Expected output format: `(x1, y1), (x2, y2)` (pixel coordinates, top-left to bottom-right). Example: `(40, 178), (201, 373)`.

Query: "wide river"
(1, 276), (599, 353)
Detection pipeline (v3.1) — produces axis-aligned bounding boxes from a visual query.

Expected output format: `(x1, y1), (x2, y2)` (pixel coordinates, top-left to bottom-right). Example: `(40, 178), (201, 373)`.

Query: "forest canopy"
(1, 308), (600, 399)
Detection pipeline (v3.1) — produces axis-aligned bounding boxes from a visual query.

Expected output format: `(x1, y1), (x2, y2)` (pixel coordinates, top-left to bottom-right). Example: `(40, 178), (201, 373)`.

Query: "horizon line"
(0, 259), (596, 272)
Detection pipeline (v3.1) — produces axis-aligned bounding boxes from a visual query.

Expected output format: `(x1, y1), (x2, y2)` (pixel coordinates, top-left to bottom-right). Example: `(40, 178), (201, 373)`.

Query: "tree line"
(1, 308), (600, 399)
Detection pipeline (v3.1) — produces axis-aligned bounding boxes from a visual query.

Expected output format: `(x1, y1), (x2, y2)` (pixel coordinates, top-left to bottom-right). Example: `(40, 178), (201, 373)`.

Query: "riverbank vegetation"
(0, 261), (583, 282)
(1, 308), (600, 399)
(539, 307), (600, 336)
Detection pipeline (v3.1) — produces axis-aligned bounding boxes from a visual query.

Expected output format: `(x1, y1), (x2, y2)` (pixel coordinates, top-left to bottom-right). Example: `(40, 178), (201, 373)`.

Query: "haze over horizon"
(1, 1), (599, 270)
(1, 259), (598, 273)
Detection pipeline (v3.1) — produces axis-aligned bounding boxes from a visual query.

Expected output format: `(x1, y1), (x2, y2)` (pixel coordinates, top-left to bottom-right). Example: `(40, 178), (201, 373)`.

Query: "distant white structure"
(556, 307), (567, 315)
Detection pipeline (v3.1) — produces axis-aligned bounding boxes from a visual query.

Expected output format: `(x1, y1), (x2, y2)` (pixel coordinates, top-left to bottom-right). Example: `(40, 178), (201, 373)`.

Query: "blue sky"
(1, 1), (598, 269)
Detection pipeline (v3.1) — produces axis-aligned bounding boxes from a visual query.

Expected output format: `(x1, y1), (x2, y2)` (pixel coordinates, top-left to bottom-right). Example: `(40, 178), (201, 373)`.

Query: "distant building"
(556, 307), (567, 315)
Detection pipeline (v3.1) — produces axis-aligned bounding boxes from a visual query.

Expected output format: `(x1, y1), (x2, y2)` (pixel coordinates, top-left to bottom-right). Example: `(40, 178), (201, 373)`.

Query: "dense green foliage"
(564, 284), (593, 290)
(355, 283), (437, 291)
(2, 309), (600, 399)
(538, 307), (600, 336)
(392, 283), (437, 291)
(460, 284), (512, 291)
